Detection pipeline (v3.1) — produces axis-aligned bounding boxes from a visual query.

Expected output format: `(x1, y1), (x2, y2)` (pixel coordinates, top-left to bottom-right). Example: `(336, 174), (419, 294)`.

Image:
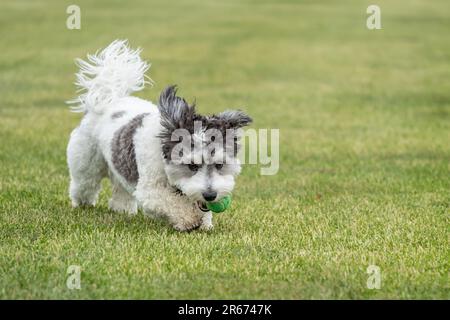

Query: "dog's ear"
(213, 110), (252, 129)
(158, 85), (197, 132)
(158, 85), (197, 159)
(210, 110), (252, 157)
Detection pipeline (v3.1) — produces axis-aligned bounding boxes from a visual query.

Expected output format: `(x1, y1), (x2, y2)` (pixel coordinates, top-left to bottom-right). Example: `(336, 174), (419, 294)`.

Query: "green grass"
(0, 0), (449, 299)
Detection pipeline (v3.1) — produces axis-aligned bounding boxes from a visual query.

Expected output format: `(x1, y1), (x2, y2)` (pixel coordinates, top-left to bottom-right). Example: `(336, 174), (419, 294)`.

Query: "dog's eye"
(215, 164), (223, 170)
(188, 164), (200, 172)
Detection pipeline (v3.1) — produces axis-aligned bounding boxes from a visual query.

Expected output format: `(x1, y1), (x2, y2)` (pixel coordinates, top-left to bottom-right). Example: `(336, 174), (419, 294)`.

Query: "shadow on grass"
(68, 203), (171, 234)
(67, 202), (221, 237)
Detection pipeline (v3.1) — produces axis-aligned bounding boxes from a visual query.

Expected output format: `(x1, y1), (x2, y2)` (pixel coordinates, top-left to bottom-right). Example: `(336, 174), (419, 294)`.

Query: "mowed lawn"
(0, 0), (448, 299)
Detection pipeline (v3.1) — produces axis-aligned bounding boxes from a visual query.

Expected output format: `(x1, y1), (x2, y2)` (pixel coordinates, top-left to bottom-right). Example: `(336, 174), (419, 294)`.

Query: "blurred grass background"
(0, 0), (448, 299)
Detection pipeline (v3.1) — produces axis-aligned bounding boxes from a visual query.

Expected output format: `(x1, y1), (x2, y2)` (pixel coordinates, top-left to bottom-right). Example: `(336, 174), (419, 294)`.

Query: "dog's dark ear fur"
(158, 85), (197, 132)
(212, 110), (252, 130)
(157, 85), (198, 159)
(210, 110), (252, 156)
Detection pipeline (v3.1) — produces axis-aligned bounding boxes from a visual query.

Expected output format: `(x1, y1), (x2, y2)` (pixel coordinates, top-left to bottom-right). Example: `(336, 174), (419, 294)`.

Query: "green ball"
(206, 195), (232, 213)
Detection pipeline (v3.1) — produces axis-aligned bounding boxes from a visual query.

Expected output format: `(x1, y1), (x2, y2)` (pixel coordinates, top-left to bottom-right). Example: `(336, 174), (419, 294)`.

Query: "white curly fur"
(66, 40), (234, 231)
(68, 39), (152, 113)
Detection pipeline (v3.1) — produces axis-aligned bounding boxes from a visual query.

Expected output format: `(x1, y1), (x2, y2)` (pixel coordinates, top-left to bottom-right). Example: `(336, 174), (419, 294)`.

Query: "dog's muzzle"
(173, 186), (210, 212)
(197, 201), (209, 212)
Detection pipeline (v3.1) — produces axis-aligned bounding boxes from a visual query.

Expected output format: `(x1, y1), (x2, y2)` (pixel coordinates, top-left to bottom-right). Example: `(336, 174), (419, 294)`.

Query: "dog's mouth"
(197, 201), (209, 212)
(173, 187), (210, 212)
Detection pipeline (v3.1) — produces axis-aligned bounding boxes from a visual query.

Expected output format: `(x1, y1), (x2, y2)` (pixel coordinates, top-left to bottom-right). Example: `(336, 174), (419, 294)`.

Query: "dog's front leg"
(135, 183), (203, 231)
(199, 211), (213, 231)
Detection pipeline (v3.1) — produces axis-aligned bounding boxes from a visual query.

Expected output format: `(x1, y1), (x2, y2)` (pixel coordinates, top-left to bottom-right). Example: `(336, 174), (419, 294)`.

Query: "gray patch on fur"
(111, 113), (149, 184)
(111, 111), (126, 119)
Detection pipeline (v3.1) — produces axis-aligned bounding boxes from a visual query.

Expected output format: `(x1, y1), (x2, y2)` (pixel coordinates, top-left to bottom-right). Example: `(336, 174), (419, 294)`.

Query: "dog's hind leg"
(67, 127), (107, 207)
(108, 175), (137, 215)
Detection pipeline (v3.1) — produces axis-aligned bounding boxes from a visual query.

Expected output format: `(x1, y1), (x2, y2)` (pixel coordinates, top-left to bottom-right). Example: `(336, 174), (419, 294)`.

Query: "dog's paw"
(71, 200), (80, 208)
(199, 212), (214, 231)
(108, 199), (138, 215)
(172, 220), (202, 232)
(199, 223), (214, 231)
(71, 199), (96, 208)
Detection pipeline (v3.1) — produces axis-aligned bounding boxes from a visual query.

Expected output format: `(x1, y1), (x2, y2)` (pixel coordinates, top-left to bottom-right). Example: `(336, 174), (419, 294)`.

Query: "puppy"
(67, 40), (252, 231)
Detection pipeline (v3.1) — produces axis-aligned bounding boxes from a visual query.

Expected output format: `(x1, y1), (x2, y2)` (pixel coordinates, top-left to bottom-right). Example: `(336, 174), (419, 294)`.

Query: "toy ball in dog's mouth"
(197, 195), (232, 213)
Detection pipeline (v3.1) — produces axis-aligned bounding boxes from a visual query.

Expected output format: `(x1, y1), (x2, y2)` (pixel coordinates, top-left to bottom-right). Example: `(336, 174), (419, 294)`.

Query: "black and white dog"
(67, 40), (251, 231)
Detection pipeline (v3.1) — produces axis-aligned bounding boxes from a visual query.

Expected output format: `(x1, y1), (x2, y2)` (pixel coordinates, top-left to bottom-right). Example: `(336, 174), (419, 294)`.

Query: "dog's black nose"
(202, 191), (217, 202)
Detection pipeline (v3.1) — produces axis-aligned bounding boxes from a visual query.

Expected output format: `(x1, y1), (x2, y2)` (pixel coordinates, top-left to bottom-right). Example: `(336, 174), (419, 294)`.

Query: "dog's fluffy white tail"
(68, 39), (151, 113)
